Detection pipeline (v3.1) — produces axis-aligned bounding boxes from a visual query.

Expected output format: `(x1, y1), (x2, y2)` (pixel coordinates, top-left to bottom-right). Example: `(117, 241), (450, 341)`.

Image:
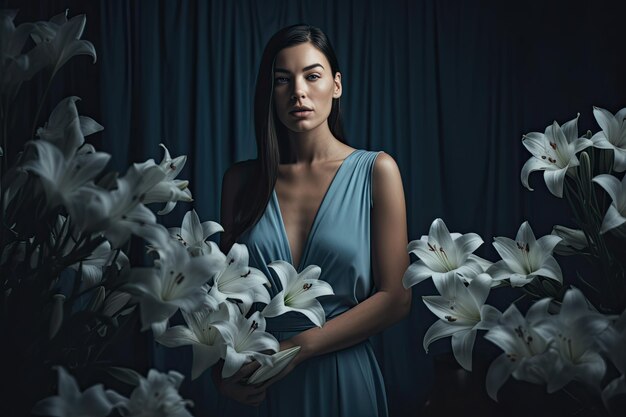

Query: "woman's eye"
(275, 77), (289, 84)
(306, 74), (320, 81)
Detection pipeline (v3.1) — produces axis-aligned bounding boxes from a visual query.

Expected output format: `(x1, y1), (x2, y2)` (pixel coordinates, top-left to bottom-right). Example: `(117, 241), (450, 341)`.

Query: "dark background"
(3, 0), (625, 415)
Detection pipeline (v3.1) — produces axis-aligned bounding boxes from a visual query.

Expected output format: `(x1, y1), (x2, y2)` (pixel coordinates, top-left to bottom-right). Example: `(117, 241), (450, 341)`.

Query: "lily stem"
(30, 72), (55, 142)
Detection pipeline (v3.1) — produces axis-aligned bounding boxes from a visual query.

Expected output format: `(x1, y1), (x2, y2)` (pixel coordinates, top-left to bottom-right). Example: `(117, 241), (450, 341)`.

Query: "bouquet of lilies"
(404, 110), (626, 416)
(0, 10), (334, 417)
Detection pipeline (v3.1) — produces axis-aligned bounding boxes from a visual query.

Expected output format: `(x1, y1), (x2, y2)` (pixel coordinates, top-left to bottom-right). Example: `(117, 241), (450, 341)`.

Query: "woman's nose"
(290, 78), (307, 101)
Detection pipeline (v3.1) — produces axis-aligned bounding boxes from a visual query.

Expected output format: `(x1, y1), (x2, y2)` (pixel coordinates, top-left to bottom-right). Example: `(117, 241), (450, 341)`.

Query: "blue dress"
(217, 149), (388, 417)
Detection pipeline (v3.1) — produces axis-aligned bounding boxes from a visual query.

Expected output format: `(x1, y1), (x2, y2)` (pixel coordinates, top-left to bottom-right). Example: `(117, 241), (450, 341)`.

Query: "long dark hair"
(225, 24), (347, 249)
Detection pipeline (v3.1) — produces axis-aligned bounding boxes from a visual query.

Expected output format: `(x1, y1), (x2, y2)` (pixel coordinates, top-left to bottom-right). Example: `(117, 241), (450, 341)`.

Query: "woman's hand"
(211, 360), (269, 407)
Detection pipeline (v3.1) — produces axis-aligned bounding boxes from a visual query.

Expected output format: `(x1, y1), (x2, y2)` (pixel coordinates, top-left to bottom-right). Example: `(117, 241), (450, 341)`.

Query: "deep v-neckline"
(273, 150), (358, 271)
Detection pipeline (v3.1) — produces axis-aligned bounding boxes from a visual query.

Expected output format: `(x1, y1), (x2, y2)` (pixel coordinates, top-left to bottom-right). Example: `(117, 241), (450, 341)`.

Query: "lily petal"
(593, 174), (623, 205)
(543, 167), (568, 198)
(602, 375), (626, 408)
(599, 205), (626, 234)
(451, 329), (476, 371)
(191, 344), (222, 380)
(423, 320), (470, 352)
(485, 354), (517, 401)
(594, 106), (619, 141)
(156, 325), (201, 347)
(521, 157), (549, 191)
(467, 273), (492, 307)
(402, 262), (436, 289)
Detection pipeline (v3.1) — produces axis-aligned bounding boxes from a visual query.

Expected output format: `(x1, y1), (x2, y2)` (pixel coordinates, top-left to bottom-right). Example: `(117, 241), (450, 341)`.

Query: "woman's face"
(272, 42), (342, 134)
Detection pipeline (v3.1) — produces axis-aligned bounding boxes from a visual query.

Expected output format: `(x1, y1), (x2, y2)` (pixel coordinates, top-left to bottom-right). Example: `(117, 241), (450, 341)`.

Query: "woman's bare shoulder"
(371, 152), (404, 205)
(372, 152), (401, 181)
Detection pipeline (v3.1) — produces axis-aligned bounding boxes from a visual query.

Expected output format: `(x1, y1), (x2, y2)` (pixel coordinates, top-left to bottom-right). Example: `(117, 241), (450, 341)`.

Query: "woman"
(214, 24), (411, 417)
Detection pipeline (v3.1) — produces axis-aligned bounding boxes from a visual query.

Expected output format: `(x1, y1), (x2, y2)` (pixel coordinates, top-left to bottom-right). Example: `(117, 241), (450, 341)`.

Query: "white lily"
(106, 369), (193, 417)
(521, 115), (592, 197)
(36, 96), (103, 158)
(207, 243), (270, 315)
(212, 302), (279, 378)
(422, 273), (501, 371)
(0, 10), (36, 99)
(487, 221), (563, 287)
(143, 144), (193, 215)
(551, 225), (588, 256)
(126, 239), (223, 336)
(592, 173), (626, 237)
(157, 302), (230, 380)
(50, 215), (129, 289)
(484, 299), (557, 401)
(591, 106), (626, 172)
(168, 209), (223, 256)
(262, 261), (334, 327)
(534, 288), (609, 393)
(403, 218), (489, 293)
(0, 10), (33, 61)
(71, 239), (129, 289)
(71, 161), (167, 247)
(22, 139), (110, 211)
(29, 10), (97, 78)
(32, 366), (113, 417)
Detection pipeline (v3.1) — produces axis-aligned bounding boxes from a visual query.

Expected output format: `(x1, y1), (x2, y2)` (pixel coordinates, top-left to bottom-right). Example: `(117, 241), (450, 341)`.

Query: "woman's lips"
(290, 110), (313, 118)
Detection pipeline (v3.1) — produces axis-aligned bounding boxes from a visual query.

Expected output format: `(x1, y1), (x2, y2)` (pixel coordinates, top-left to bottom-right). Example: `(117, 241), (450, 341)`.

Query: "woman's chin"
(285, 122), (317, 134)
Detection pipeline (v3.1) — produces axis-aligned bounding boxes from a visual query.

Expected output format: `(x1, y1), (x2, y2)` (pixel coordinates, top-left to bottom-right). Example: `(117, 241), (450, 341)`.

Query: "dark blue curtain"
(5, 0), (626, 415)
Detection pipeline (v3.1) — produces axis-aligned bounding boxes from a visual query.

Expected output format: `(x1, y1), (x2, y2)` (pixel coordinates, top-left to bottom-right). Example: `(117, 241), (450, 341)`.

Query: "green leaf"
(578, 151), (592, 198)
(105, 366), (142, 387)
(598, 147), (614, 175)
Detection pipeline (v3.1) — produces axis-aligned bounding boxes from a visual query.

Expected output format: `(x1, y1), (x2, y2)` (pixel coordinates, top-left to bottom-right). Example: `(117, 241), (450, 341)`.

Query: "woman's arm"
(277, 152), (412, 367)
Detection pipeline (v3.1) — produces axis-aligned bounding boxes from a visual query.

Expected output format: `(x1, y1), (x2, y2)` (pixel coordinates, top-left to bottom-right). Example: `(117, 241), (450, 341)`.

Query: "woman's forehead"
(274, 43), (329, 72)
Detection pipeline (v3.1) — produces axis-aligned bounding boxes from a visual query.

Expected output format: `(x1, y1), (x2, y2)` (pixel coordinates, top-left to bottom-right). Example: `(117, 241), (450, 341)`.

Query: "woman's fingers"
(212, 359), (272, 406)
(223, 360), (261, 383)
(239, 360), (262, 378)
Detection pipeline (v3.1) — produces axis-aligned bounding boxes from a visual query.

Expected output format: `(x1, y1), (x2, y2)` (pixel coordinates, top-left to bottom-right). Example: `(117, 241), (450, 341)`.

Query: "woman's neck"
(283, 124), (341, 164)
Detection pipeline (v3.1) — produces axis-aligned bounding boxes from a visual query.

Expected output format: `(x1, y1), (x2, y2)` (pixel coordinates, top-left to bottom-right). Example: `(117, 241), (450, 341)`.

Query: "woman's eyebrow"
(274, 63), (325, 73)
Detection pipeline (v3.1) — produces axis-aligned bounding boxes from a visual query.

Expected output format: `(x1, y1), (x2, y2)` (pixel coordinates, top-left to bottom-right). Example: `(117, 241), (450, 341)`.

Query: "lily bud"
(552, 225), (588, 256)
(579, 151), (591, 181)
(49, 294), (66, 339)
(87, 286), (105, 311)
(541, 278), (561, 297)
(103, 291), (131, 317)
